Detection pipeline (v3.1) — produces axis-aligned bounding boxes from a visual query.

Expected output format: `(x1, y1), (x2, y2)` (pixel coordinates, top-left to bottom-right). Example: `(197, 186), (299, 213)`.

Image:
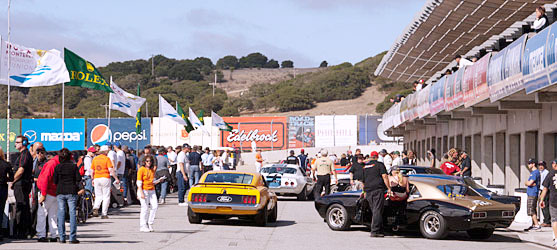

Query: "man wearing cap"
(378, 149), (393, 172)
(458, 151), (472, 177)
(91, 145), (120, 219)
(362, 151), (391, 237)
(83, 146), (96, 193)
(285, 150), (299, 165)
(349, 155), (365, 190)
(539, 160), (557, 246)
(391, 151), (403, 167)
(524, 158), (541, 231)
(311, 149), (337, 199)
(539, 161), (551, 227)
(298, 149), (307, 173)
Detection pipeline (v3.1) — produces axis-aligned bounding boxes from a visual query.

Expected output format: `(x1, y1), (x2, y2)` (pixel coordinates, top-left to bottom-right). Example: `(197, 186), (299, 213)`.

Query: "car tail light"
(290, 182), (295, 186)
(502, 211), (515, 218)
(472, 212), (487, 219)
(193, 194), (207, 202)
(285, 182), (289, 186)
(242, 195), (256, 204)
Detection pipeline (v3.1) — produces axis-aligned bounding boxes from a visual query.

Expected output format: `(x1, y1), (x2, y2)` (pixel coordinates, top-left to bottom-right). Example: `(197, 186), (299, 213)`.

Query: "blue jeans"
(118, 174), (128, 200)
(156, 181), (168, 200)
(84, 176), (93, 193)
(189, 165), (201, 187)
(177, 171), (187, 203)
(57, 194), (78, 241)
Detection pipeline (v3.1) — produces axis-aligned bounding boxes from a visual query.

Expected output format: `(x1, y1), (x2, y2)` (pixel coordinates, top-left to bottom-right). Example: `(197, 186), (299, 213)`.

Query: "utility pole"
(151, 54), (155, 78)
(213, 72), (216, 97)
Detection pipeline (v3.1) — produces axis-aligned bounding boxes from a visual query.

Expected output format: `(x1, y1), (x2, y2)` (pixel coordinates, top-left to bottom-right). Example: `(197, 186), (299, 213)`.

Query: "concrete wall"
(401, 103), (557, 195)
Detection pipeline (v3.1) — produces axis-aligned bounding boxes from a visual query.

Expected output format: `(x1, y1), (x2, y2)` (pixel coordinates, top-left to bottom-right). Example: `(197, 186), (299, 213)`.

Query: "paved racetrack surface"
(0, 194), (549, 250)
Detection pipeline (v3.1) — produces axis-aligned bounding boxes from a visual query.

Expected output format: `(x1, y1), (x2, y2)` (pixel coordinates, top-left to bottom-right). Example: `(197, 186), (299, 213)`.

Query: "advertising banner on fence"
(453, 67), (464, 109)
(489, 34), (527, 102)
(466, 53), (490, 107)
(523, 26), (551, 94)
(315, 115), (357, 147)
(22, 119), (85, 151)
(0, 119), (20, 152)
(429, 76), (445, 116)
(288, 116), (315, 148)
(220, 117), (287, 151)
(417, 85), (430, 118)
(358, 115), (384, 145)
(444, 73), (455, 111)
(545, 22), (557, 89)
(462, 65), (475, 105)
(151, 117), (189, 147)
(87, 118), (151, 149)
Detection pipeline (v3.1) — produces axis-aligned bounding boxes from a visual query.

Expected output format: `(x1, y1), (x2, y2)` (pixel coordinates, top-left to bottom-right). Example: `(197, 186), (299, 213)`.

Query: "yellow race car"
(187, 171), (278, 226)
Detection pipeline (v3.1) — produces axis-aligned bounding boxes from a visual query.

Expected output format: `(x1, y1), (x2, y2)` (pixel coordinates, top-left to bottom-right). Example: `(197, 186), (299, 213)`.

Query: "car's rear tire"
(268, 203), (278, 223)
(254, 204), (268, 227)
(330, 184), (339, 194)
(466, 228), (494, 239)
(188, 206), (202, 224)
(419, 210), (448, 239)
(297, 185), (308, 201)
(326, 204), (351, 231)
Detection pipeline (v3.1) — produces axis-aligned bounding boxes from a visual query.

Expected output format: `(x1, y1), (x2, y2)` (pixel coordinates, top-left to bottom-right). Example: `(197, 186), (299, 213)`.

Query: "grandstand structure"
(376, 0), (557, 193)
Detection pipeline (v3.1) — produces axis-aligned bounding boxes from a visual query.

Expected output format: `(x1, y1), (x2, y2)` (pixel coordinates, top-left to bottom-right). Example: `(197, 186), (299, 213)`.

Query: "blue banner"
(22, 119), (85, 151)
(86, 118), (150, 150)
(358, 115), (382, 145)
(523, 26), (551, 94)
(489, 34), (527, 102)
(546, 22), (557, 87)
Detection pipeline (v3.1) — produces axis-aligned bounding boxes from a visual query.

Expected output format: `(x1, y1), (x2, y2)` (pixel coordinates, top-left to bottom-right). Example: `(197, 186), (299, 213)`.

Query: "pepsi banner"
(87, 118), (151, 149)
(523, 26), (551, 94)
(22, 119), (85, 151)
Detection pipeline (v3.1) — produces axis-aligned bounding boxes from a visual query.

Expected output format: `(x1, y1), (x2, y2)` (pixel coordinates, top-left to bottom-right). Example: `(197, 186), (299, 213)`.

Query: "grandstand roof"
(375, 0), (557, 84)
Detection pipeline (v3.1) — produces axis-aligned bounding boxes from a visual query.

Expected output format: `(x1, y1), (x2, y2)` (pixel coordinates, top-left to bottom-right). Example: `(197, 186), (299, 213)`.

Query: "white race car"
(260, 164), (315, 200)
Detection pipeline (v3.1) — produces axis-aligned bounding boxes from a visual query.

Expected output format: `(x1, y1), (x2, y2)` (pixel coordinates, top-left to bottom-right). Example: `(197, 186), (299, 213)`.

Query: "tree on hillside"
(239, 52), (268, 68)
(320, 61), (328, 68)
(281, 60), (294, 68)
(193, 57), (215, 76)
(216, 55), (239, 69)
(265, 59), (280, 68)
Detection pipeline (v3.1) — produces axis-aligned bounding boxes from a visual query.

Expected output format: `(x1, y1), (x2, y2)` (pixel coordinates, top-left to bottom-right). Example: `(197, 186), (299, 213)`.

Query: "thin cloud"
(184, 8), (262, 30)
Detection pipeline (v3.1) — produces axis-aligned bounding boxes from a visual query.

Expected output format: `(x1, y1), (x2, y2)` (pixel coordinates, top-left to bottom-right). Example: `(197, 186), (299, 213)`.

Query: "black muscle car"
(315, 175), (516, 240)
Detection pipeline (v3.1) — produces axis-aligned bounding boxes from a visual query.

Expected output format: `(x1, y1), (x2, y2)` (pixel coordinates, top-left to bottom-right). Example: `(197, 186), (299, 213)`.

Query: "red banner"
(220, 117), (287, 151)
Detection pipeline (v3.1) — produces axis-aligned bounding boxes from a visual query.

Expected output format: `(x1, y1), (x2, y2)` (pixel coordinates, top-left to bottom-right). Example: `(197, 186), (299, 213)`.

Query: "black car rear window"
(204, 173), (254, 184)
(437, 184), (481, 198)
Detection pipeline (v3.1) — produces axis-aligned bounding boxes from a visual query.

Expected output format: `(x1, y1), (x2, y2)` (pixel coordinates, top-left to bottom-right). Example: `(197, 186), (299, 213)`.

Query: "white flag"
(211, 110), (232, 131)
(158, 95), (187, 126)
(109, 80), (146, 117)
(189, 108), (209, 134)
(0, 40), (69, 87)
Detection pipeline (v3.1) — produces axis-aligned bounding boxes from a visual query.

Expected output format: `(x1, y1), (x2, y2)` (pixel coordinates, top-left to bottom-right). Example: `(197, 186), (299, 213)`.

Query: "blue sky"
(0, 0), (423, 67)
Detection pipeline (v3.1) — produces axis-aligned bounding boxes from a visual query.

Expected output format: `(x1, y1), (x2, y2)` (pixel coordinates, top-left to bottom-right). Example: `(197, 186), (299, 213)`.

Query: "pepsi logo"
(90, 124), (112, 146)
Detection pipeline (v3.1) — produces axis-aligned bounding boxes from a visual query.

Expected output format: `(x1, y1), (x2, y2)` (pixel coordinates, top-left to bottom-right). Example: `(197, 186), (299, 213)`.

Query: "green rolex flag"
(64, 48), (113, 93)
(135, 84), (142, 134)
(177, 103), (194, 133)
(198, 109), (205, 125)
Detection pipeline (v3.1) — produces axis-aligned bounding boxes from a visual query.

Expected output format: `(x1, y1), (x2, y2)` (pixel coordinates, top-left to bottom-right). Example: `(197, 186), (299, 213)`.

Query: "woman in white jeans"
(137, 155), (159, 232)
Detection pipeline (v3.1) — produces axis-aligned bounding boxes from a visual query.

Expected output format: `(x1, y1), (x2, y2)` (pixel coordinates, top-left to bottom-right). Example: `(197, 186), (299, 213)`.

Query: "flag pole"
(107, 76), (112, 142)
(6, 0), (11, 161)
(62, 81), (65, 148)
(175, 101), (178, 147)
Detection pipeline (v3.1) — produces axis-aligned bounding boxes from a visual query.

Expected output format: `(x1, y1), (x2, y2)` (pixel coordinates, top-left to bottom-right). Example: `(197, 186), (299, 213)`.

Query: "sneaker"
(101, 215), (109, 219)
(178, 202), (187, 207)
(59, 239), (66, 244)
(38, 237), (49, 242)
(49, 238), (58, 242)
(148, 224), (154, 232)
(553, 239), (557, 247)
(69, 239), (80, 244)
(524, 225), (534, 231)
(92, 209), (99, 217)
(140, 226), (150, 232)
(158, 199), (164, 205)
(542, 223), (552, 227)
(531, 225), (542, 231)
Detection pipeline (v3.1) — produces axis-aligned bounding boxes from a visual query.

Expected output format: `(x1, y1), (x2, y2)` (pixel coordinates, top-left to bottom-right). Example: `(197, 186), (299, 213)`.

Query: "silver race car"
(260, 164), (315, 200)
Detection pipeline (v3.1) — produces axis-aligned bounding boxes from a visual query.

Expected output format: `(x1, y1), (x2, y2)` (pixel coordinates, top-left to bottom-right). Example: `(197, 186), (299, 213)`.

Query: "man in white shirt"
(114, 142), (128, 204)
(455, 55), (473, 68)
(201, 147), (214, 173)
(176, 144), (190, 206)
(379, 149), (393, 172)
(391, 151), (403, 168)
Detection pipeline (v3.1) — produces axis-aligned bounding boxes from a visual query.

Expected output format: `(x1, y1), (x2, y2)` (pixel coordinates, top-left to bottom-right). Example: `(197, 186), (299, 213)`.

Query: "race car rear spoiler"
(195, 183), (258, 189)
